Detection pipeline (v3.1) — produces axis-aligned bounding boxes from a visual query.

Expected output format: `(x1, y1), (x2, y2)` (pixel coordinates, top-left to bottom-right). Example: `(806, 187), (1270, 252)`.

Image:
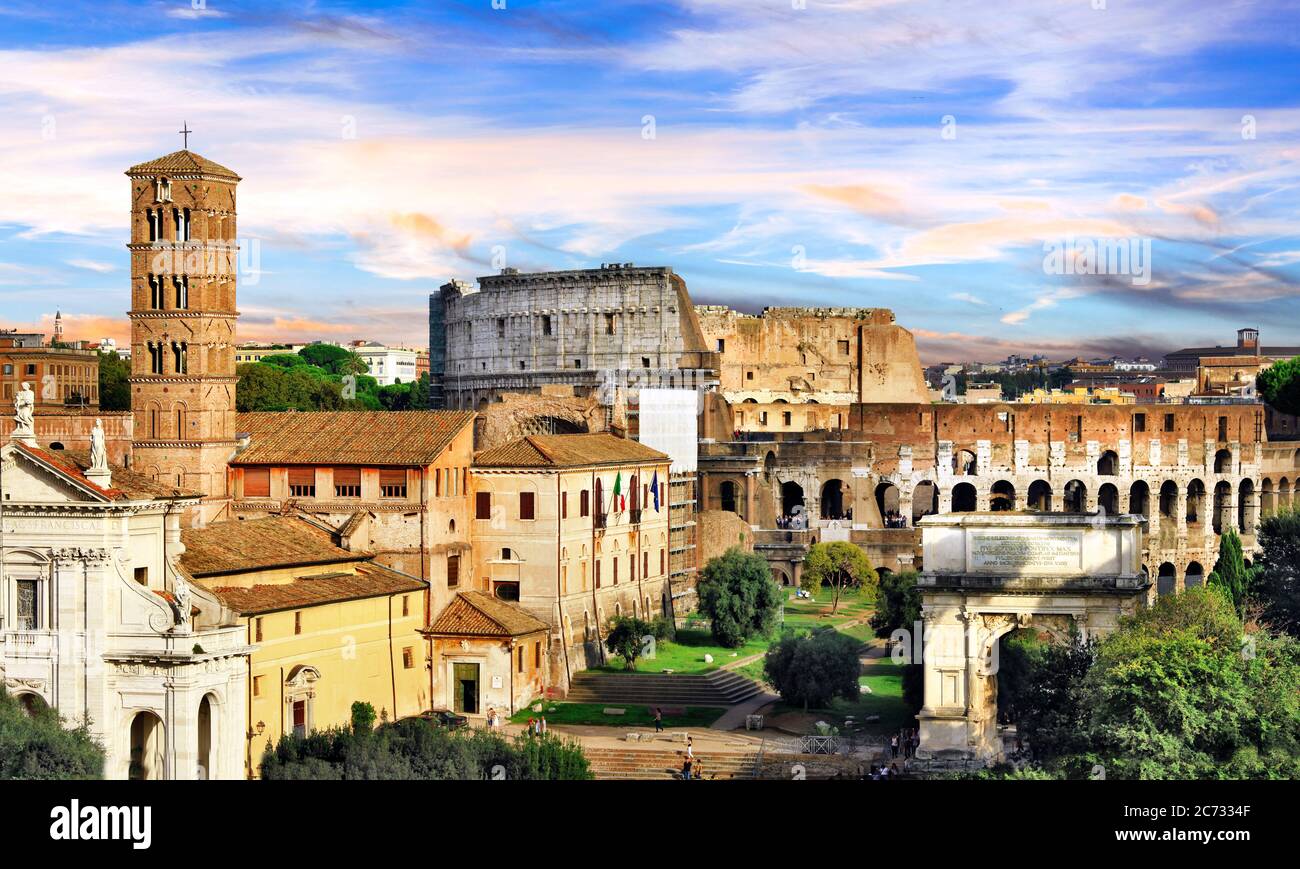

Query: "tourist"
(539, 716), (547, 735)
(681, 756), (693, 781)
(890, 734), (899, 758)
(653, 707), (664, 732)
(686, 736), (694, 759)
(889, 763), (900, 778)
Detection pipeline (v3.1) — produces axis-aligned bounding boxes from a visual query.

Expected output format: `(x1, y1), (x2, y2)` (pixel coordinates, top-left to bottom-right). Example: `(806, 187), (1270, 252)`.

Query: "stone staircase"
(584, 746), (760, 780)
(565, 669), (763, 707)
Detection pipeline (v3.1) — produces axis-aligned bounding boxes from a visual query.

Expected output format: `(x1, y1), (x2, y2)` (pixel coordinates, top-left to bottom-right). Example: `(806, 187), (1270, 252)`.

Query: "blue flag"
(650, 470), (660, 511)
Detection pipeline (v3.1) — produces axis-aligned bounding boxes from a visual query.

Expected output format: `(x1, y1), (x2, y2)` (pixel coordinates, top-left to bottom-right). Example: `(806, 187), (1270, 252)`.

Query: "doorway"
(453, 662), (480, 715)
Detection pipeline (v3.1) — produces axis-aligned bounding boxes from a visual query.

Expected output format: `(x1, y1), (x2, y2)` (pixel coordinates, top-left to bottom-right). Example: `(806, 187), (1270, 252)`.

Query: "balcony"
(629, 507), (643, 524)
(594, 511), (607, 530)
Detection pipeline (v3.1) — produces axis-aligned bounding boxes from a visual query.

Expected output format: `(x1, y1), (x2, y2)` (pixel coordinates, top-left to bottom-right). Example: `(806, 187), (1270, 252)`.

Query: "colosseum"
(697, 305), (1280, 598)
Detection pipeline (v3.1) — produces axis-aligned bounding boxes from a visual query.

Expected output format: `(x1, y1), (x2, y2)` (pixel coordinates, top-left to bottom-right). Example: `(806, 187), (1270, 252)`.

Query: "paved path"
(709, 689), (781, 731)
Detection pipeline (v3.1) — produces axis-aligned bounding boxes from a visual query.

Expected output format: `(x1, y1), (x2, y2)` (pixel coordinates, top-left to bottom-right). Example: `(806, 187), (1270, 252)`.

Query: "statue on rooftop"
(13, 381), (35, 440)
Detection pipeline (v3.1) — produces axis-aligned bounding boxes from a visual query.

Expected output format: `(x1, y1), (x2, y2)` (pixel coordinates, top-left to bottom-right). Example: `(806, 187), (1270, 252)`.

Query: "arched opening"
(763, 451), (776, 481)
(1027, 480), (1052, 512)
(874, 481), (899, 525)
(1237, 478), (1258, 533)
(821, 479), (848, 520)
(1213, 481), (1232, 535)
(1280, 478), (1292, 511)
(1261, 478), (1275, 517)
(1097, 483), (1119, 516)
(48, 441), (65, 451)
(912, 481), (938, 522)
(1129, 480), (1150, 519)
(1185, 562), (1205, 588)
(781, 481), (805, 520)
(1186, 479), (1206, 526)
(719, 480), (739, 514)
(990, 480), (1015, 511)
(16, 693), (48, 717)
(953, 449), (977, 476)
(129, 711), (166, 780)
(1214, 449), (1232, 474)
(1063, 479), (1087, 513)
(197, 694), (215, 780)
(1159, 480), (1178, 518)
(661, 593), (670, 618)
(996, 628), (1046, 726)
(771, 567), (792, 587)
(1097, 450), (1118, 476)
(1157, 563), (1177, 597)
(951, 482), (977, 513)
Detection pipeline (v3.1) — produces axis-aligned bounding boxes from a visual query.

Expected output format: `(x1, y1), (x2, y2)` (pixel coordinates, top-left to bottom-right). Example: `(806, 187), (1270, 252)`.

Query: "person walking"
(890, 733), (899, 758)
(653, 707), (664, 733)
(681, 755), (693, 781)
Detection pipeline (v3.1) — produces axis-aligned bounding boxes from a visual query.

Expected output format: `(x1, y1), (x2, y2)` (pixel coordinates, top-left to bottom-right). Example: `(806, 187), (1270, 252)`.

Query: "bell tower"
(126, 146), (240, 524)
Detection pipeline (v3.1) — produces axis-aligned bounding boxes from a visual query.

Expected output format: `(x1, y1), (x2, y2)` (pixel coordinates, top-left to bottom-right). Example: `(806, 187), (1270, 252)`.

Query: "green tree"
(763, 629), (862, 711)
(0, 688), (104, 780)
(871, 569), (922, 638)
(96, 350), (131, 411)
(696, 546), (781, 648)
(1258, 357), (1300, 416)
(604, 615), (655, 670)
(298, 343), (366, 376)
(1252, 509), (1300, 637)
(1209, 527), (1253, 617)
(1010, 634), (1097, 761)
(801, 541), (877, 615)
(350, 701), (377, 734)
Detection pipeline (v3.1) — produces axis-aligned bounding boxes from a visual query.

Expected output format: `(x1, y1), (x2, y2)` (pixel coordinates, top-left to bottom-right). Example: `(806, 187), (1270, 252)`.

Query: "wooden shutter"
(520, 491), (535, 520)
(476, 491), (492, 520)
(334, 467), (361, 487)
(380, 469), (405, 488)
(447, 554), (460, 588)
(288, 467), (315, 487)
(244, 467), (270, 498)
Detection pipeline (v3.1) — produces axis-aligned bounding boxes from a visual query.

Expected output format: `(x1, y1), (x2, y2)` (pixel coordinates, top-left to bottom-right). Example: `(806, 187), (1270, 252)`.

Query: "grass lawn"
(509, 702), (725, 728)
(735, 658), (767, 684)
(597, 627), (771, 674)
(782, 587), (874, 634)
(771, 659), (913, 736)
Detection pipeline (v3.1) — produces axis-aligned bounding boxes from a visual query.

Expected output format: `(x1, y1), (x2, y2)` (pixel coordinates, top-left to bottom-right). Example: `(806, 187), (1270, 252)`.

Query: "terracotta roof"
(424, 591), (549, 638)
(202, 562), (426, 615)
(52, 448), (204, 501)
(474, 433), (668, 469)
(180, 516), (369, 577)
(125, 149), (241, 181)
(232, 410), (474, 466)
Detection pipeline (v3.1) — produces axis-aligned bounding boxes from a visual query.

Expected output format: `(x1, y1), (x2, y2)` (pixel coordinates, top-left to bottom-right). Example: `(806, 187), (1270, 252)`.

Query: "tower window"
(542, 315), (552, 335)
(171, 341), (188, 375)
(175, 275), (188, 309)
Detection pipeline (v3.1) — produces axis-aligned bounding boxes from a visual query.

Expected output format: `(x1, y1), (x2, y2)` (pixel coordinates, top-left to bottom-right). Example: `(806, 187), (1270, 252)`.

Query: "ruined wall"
(697, 306), (929, 417)
(473, 391), (608, 451)
(697, 509), (755, 564)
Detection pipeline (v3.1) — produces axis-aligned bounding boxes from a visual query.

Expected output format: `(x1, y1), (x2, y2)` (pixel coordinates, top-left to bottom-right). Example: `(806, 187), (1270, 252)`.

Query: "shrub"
(697, 547), (781, 648)
(763, 629), (862, 710)
(0, 688), (104, 780)
(605, 615), (656, 670)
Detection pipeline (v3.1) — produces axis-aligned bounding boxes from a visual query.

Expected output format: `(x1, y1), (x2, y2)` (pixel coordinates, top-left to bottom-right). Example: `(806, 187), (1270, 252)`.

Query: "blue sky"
(1, 0), (1298, 362)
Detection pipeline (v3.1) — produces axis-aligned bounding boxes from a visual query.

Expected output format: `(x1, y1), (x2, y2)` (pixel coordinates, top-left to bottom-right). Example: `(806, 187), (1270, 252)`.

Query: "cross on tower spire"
(179, 121), (192, 150)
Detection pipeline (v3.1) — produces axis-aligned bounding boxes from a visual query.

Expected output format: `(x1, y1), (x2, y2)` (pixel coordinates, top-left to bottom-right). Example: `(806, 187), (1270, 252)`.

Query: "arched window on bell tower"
(175, 275), (188, 309)
(172, 341), (188, 375)
(148, 275), (163, 309)
(148, 209), (160, 242)
(156, 177), (172, 203)
(148, 341), (164, 375)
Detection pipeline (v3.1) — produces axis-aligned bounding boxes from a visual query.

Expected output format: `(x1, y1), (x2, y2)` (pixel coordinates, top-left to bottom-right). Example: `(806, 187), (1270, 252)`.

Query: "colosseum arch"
(1027, 480), (1052, 512)
(1097, 450), (1118, 476)
(951, 482), (977, 512)
(912, 480), (938, 521)
(990, 480), (1015, 511)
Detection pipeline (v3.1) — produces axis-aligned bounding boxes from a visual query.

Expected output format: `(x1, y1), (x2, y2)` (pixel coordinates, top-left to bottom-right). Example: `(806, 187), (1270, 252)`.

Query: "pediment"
(0, 444), (110, 505)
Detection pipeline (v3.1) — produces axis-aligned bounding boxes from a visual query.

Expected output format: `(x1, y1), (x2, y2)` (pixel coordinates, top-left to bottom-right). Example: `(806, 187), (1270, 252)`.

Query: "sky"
(1, 0), (1298, 364)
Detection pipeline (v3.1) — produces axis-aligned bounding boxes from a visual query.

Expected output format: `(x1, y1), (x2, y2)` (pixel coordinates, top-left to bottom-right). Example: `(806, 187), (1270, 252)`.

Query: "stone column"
(1175, 488), (1188, 538)
(743, 470), (756, 527)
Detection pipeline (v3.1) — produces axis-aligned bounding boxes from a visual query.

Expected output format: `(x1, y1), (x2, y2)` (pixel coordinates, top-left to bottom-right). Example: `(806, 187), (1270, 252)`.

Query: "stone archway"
(128, 711), (166, 780)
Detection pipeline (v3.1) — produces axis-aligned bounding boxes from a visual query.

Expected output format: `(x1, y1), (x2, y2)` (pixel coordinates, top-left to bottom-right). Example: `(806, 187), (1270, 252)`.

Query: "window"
(660, 549), (665, 575)
(561, 491), (568, 519)
(148, 342), (164, 375)
(1164, 413), (1175, 432)
(1134, 413), (1146, 433)
(520, 491), (535, 520)
(253, 676), (263, 697)
(476, 491), (492, 519)
(534, 641), (541, 668)
(580, 489), (590, 516)
(1218, 416), (1229, 441)
(447, 554), (460, 588)
(497, 318), (505, 338)
(288, 467), (315, 497)
(517, 646), (525, 673)
(746, 370), (754, 380)
(642, 357), (650, 368)
(171, 341), (187, 374)
(148, 275), (164, 309)
(542, 315), (552, 335)
(294, 611), (303, 635)
(574, 358), (582, 369)
(244, 467), (270, 498)
(16, 580), (38, 630)
(595, 560), (602, 588)
(380, 469), (407, 499)
(401, 595), (410, 617)
(334, 467), (361, 498)
(630, 554), (636, 581)
(175, 275), (188, 309)
(838, 339), (850, 355)
(134, 567), (148, 586)
(613, 559), (619, 585)
(643, 551), (649, 578)
(783, 411), (792, 426)
(255, 618), (263, 642)
(605, 313), (616, 334)
(402, 647), (414, 670)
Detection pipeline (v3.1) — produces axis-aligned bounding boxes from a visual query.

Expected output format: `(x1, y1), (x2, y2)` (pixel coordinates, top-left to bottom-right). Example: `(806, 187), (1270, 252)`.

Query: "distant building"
(1021, 386), (1135, 405)
(353, 342), (418, 387)
(0, 337), (100, 410)
(961, 382), (1004, 404)
(234, 342), (295, 365)
(1165, 327), (1299, 373)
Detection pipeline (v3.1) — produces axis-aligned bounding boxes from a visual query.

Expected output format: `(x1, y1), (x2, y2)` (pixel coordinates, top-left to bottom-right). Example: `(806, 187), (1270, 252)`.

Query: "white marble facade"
(0, 441), (250, 779)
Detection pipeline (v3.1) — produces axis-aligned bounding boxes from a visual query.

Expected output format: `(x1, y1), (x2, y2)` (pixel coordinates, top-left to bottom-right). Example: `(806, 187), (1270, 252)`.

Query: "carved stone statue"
(172, 574), (192, 629)
(89, 418), (108, 471)
(13, 381), (35, 439)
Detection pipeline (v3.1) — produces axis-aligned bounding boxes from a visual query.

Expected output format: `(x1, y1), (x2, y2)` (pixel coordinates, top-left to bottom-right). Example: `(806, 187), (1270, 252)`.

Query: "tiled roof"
(126, 149), (241, 181)
(425, 591), (549, 638)
(50, 448), (204, 501)
(474, 433), (668, 469)
(203, 562), (426, 615)
(180, 516), (369, 577)
(232, 410), (474, 466)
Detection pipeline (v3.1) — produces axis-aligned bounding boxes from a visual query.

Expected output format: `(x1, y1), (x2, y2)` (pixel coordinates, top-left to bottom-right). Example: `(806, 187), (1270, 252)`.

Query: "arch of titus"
(914, 512), (1148, 763)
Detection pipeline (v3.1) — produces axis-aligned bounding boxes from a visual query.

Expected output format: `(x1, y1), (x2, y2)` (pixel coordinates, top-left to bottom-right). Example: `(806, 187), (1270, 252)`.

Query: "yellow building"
(180, 516), (429, 777)
(1021, 386), (1135, 405)
(454, 433), (673, 702)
